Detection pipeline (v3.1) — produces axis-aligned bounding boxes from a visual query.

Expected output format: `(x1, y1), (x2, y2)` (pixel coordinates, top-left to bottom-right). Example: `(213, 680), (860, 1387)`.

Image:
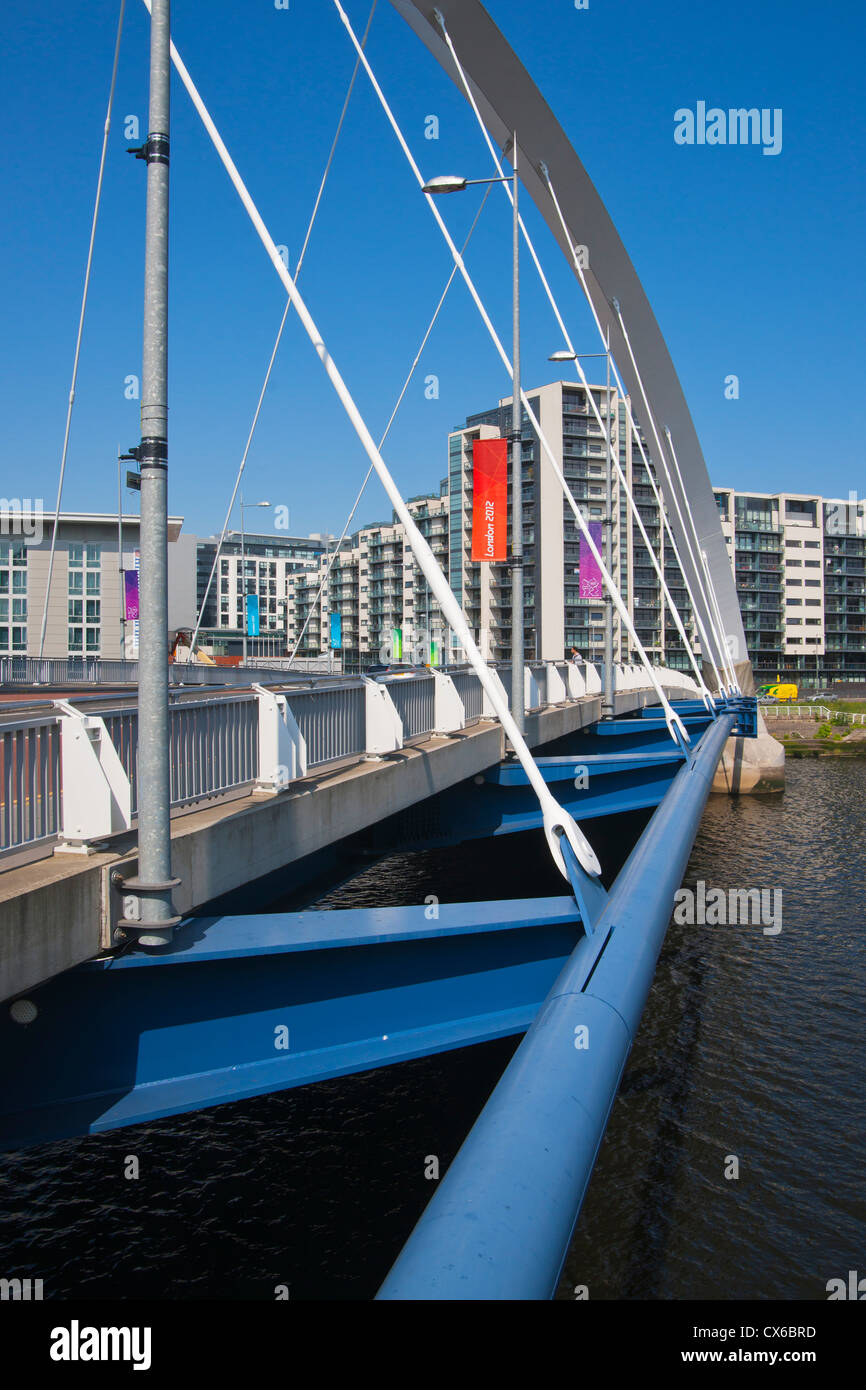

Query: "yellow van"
(756, 682), (798, 702)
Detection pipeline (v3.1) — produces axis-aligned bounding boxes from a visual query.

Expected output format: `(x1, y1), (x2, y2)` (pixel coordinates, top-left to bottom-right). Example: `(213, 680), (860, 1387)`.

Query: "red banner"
(471, 438), (507, 561)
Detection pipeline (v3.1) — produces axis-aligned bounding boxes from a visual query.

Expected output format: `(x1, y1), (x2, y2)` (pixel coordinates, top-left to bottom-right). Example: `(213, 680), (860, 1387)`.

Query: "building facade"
(714, 489), (866, 684)
(446, 380), (698, 672)
(284, 494), (449, 671)
(196, 531), (330, 657)
(0, 510), (185, 660)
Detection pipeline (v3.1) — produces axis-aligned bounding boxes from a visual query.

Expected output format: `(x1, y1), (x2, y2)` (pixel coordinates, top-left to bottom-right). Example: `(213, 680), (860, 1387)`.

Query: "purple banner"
(124, 569), (139, 621)
(579, 522), (604, 599)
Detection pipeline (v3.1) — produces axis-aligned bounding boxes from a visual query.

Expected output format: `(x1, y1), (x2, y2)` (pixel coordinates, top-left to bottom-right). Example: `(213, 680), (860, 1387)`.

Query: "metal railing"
(0, 715), (61, 866)
(98, 695), (260, 816)
(379, 674), (435, 740)
(447, 670), (484, 722)
(763, 704), (865, 725)
(167, 696), (259, 809)
(0, 656), (344, 688)
(0, 657), (141, 686)
(284, 683), (366, 768)
(0, 663), (698, 868)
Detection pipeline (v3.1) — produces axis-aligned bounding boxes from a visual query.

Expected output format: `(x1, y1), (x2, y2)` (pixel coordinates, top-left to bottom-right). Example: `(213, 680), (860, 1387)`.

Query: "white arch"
(387, 0), (750, 690)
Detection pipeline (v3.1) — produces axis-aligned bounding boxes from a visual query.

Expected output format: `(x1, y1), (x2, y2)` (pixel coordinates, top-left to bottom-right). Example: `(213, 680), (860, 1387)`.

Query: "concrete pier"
(712, 712), (785, 795)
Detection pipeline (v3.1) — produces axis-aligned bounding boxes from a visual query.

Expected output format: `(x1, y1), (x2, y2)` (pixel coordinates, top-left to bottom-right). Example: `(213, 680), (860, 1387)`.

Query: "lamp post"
(549, 347), (616, 717)
(423, 134), (524, 732)
(121, 0), (178, 947)
(239, 496), (269, 664)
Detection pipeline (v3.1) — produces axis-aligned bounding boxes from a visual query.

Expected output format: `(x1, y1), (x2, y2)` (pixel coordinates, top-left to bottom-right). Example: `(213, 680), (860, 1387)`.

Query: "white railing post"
(431, 670), (466, 734)
(363, 677), (403, 755)
(524, 666), (541, 712)
(566, 663), (586, 699)
(254, 685), (306, 792)
(545, 662), (567, 705)
(55, 701), (132, 851)
(481, 667), (510, 719)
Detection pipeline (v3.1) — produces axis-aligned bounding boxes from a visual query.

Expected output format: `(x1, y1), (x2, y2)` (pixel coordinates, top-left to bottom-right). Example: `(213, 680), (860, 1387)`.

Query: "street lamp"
(239, 495), (270, 665)
(549, 345), (616, 717)
(424, 137), (525, 732)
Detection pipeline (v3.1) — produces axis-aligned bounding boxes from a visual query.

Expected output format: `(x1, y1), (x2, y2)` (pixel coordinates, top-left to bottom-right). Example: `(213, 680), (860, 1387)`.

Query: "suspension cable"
(189, 0), (378, 659)
(541, 169), (729, 698)
(141, 0), (603, 880)
(287, 182), (494, 667)
(331, 0), (690, 754)
(610, 301), (735, 691)
(433, 15), (712, 712)
(664, 426), (741, 692)
(37, 0), (126, 659)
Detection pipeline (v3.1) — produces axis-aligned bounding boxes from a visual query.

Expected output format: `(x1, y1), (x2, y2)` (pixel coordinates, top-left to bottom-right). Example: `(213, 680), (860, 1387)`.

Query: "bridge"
(0, 0), (780, 1302)
(2, 660), (702, 1002)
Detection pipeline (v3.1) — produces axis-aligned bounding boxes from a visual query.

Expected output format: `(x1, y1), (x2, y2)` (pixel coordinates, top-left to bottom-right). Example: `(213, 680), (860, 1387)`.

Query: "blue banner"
(330, 611), (342, 650)
(245, 593), (260, 637)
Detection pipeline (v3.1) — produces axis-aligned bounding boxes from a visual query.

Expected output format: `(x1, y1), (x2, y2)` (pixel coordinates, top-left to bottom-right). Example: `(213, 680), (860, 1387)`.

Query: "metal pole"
(510, 133), (524, 734)
(241, 496), (247, 666)
(121, 0), (179, 947)
(658, 483), (666, 664)
(603, 331), (614, 717)
(117, 450), (126, 660)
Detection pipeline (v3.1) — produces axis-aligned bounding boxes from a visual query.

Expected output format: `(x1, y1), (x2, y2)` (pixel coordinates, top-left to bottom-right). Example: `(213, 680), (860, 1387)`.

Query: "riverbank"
(781, 739), (866, 757)
(764, 713), (866, 757)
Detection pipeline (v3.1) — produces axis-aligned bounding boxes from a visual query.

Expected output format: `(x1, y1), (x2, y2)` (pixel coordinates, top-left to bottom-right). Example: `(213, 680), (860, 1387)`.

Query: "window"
(67, 546), (100, 653)
(804, 561), (820, 568)
(804, 541), (820, 549)
(785, 539), (801, 547)
(0, 543), (27, 651)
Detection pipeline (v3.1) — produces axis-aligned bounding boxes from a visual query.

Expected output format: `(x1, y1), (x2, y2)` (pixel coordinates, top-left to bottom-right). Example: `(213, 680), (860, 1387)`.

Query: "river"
(0, 759), (863, 1300)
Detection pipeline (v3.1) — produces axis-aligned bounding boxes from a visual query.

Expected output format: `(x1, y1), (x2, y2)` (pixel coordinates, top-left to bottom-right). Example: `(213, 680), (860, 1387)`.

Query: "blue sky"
(1, 0), (863, 540)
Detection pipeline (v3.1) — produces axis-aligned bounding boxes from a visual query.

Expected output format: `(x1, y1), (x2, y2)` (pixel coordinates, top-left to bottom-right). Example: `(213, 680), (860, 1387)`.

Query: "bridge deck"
(4, 689), (673, 1002)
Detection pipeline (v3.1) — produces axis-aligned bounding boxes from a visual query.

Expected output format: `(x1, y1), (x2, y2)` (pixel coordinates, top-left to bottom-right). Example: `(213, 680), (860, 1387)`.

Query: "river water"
(0, 759), (863, 1300)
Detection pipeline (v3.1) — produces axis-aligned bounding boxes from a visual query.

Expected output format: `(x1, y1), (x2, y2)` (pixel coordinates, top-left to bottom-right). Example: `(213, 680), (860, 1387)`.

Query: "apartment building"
(714, 489), (866, 683)
(285, 494), (449, 670)
(446, 380), (699, 671)
(197, 531), (330, 656)
(0, 510), (186, 660)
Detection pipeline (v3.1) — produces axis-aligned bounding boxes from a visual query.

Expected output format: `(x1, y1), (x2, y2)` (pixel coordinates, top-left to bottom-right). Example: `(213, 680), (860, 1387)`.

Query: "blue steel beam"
(0, 900), (584, 1150)
(358, 748), (688, 856)
(377, 711), (735, 1301)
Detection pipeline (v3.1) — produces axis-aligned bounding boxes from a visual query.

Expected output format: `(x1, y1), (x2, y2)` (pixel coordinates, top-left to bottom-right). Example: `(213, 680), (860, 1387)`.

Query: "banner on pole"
(132, 552), (140, 655)
(245, 593), (260, 637)
(330, 611), (342, 650)
(579, 522), (604, 599)
(471, 438), (508, 561)
(123, 569), (139, 621)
